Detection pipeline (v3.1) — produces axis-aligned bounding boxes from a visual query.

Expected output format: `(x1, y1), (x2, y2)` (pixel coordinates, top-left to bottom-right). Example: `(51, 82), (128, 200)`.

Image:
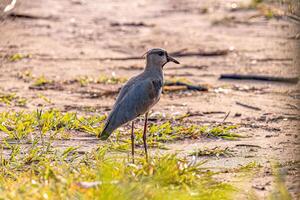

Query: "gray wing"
(114, 75), (140, 106)
(99, 78), (162, 140)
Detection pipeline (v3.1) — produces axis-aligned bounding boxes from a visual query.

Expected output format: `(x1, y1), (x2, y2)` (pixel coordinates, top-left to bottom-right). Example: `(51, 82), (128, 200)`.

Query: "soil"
(0, 0), (299, 199)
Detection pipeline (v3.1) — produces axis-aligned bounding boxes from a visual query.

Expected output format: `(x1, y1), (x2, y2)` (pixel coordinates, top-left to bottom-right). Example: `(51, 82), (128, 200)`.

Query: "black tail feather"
(98, 122), (112, 140)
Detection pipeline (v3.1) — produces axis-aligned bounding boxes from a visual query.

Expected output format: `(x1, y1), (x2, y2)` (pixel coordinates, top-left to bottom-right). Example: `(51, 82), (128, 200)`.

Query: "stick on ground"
(236, 101), (261, 111)
(170, 49), (229, 57)
(219, 74), (299, 84)
(164, 81), (208, 91)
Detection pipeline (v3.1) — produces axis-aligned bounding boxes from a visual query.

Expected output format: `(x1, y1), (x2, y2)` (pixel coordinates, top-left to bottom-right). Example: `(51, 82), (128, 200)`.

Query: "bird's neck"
(144, 63), (164, 80)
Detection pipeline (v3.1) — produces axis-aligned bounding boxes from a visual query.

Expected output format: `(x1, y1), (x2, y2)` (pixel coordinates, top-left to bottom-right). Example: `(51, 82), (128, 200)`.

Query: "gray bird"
(99, 48), (179, 161)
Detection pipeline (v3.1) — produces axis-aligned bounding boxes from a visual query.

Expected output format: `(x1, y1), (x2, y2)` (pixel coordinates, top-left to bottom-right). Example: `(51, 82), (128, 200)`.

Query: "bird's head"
(145, 48), (180, 69)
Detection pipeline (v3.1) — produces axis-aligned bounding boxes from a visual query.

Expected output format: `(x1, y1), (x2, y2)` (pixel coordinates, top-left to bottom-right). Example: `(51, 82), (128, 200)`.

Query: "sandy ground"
(0, 0), (299, 199)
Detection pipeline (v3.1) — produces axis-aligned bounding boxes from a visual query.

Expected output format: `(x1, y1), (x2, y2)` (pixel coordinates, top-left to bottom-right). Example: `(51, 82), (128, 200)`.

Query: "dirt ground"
(0, 0), (299, 199)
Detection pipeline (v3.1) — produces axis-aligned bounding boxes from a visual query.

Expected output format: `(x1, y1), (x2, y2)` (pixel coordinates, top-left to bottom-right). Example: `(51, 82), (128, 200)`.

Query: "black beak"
(167, 55), (180, 64)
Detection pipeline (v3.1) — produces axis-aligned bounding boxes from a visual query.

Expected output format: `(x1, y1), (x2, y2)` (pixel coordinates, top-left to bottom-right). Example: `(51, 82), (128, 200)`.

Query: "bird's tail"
(98, 122), (113, 140)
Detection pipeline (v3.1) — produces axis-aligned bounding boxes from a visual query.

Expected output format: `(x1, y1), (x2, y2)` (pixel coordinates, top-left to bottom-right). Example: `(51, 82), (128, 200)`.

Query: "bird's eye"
(158, 52), (164, 56)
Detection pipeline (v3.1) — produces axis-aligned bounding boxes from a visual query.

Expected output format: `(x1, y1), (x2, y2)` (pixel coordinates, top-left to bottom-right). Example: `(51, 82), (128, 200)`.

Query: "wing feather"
(99, 78), (162, 140)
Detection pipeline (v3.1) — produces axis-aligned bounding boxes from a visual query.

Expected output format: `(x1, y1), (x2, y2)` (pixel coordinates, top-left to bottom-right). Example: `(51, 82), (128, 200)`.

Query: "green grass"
(106, 122), (241, 152)
(0, 144), (237, 200)
(250, 0), (263, 8)
(32, 75), (53, 87)
(207, 125), (242, 140)
(0, 110), (106, 140)
(0, 109), (293, 199)
(8, 53), (31, 62)
(236, 161), (262, 173)
(0, 110), (242, 144)
(97, 75), (128, 85)
(0, 92), (27, 107)
(73, 75), (128, 87)
(37, 93), (52, 104)
(146, 122), (241, 142)
(75, 76), (93, 87)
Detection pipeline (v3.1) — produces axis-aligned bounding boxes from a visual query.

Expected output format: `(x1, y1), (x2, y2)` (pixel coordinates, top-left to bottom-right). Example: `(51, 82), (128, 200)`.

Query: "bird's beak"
(167, 55), (180, 64)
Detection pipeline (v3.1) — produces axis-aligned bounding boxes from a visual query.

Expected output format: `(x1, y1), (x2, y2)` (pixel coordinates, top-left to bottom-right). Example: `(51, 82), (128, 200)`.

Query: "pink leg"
(131, 121), (135, 163)
(143, 112), (149, 161)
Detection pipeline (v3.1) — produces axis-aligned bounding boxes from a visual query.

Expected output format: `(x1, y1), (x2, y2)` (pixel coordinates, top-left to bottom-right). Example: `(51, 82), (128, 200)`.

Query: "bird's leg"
(143, 112), (149, 161)
(131, 121), (135, 163)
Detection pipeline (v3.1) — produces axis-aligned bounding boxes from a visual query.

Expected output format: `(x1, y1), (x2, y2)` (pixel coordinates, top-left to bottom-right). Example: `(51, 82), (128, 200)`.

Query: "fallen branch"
(267, 115), (300, 122)
(29, 83), (63, 91)
(164, 81), (208, 91)
(8, 12), (57, 20)
(236, 101), (261, 111)
(220, 74), (299, 84)
(203, 111), (226, 115)
(110, 22), (154, 27)
(185, 111), (227, 118)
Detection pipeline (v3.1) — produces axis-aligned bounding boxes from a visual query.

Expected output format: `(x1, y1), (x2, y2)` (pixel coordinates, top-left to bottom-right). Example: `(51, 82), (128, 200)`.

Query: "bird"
(99, 48), (180, 162)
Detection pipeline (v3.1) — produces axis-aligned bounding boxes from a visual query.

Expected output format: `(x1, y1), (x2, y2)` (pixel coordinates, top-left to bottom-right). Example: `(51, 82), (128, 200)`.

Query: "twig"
(8, 12), (57, 20)
(220, 74), (299, 84)
(235, 144), (261, 148)
(170, 49), (229, 57)
(110, 22), (154, 27)
(251, 57), (292, 62)
(236, 101), (261, 111)
(186, 111), (204, 117)
(203, 111), (226, 114)
(286, 13), (300, 23)
(222, 111), (231, 123)
(286, 103), (299, 110)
